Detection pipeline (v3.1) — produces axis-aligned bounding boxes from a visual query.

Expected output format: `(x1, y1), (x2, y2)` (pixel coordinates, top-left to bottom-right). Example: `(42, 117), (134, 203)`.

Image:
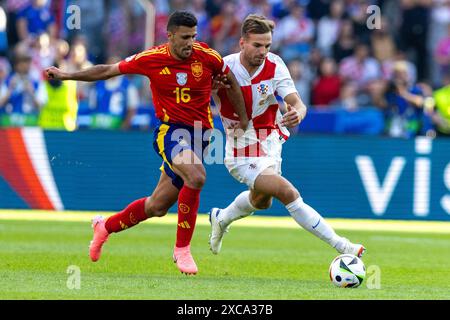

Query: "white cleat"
(335, 237), (366, 258)
(208, 208), (229, 255)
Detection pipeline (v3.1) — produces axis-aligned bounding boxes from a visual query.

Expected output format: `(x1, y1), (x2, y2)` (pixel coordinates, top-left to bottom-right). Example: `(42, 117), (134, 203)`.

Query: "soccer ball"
(329, 254), (366, 288)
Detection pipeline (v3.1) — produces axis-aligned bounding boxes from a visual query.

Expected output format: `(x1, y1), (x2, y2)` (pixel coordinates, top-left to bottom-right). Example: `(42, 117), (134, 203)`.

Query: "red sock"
(105, 198), (148, 233)
(176, 186), (201, 248)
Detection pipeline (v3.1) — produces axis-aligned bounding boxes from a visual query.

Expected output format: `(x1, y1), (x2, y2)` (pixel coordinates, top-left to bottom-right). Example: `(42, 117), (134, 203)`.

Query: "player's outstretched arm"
(46, 63), (122, 82)
(281, 92), (307, 128)
(225, 70), (248, 131)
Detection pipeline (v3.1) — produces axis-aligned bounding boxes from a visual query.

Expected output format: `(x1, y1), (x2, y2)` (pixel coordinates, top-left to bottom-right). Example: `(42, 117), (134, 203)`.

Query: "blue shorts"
(152, 122), (211, 190)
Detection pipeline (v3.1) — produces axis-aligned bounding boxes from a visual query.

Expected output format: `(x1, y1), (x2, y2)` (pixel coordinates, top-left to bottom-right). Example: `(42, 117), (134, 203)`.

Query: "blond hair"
(241, 14), (275, 38)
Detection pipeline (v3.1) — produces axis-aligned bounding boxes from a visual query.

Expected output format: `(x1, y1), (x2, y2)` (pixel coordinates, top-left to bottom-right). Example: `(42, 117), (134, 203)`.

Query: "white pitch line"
(0, 210), (450, 234)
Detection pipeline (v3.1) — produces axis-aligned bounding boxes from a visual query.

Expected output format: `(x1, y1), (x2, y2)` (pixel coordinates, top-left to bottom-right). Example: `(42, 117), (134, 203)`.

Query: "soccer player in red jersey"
(46, 11), (248, 275)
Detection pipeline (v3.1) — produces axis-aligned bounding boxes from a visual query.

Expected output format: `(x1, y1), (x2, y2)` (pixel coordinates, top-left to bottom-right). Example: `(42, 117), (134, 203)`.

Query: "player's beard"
(172, 46), (192, 60)
(251, 55), (265, 67)
(181, 47), (192, 58)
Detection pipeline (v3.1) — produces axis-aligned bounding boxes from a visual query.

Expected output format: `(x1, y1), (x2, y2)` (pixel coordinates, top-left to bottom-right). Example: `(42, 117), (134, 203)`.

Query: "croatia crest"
(257, 84), (269, 97)
(176, 72), (188, 86)
(257, 83), (270, 105)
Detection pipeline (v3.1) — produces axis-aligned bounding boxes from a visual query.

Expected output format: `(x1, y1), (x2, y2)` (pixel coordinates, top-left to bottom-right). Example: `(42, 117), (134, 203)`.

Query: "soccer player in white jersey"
(209, 14), (366, 258)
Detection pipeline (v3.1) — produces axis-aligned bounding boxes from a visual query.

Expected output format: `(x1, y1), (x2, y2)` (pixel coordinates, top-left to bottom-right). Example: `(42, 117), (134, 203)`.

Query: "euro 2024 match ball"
(329, 254), (366, 288)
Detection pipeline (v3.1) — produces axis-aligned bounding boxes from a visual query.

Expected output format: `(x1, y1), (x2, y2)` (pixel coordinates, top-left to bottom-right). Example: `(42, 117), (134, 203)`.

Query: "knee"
(251, 194), (273, 210)
(145, 200), (168, 218)
(278, 187), (300, 204)
(253, 198), (272, 210)
(185, 171), (206, 189)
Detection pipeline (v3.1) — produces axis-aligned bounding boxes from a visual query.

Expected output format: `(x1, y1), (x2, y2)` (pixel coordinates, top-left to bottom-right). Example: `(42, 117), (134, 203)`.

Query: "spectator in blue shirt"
(0, 50), (47, 127)
(16, 0), (56, 41)
(88, 56), (139, 130)
(384, 62), (433, 138)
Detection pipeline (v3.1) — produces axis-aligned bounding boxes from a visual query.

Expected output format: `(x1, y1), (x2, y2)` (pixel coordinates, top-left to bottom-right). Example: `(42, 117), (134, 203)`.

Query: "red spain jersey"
(119, 42), (229, 129)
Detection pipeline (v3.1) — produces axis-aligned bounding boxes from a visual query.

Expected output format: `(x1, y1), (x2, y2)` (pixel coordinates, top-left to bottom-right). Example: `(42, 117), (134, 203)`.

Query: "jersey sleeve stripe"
(193, 44), (221, 59)
(135, 48), (168, 60)
(136, 49), (167, 60)
(195, 47), (222, 61)
(136, 48), (166, 57)
(193, 44), (220, 55)
(193, 44), (222, 62)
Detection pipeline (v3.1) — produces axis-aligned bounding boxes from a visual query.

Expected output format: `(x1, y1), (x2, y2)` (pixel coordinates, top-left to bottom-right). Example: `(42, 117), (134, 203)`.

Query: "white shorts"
(224, 129), (285, 189)
(224, 156), (282, 189)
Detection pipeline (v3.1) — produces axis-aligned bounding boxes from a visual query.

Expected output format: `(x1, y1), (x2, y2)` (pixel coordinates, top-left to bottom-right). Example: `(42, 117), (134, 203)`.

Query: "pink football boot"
(89, 216), (110, 262)
(173, 245), (198, 275)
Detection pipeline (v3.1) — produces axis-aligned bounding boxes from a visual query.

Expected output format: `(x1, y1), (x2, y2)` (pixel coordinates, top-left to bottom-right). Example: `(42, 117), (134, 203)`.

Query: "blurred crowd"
(0, 0), (449, 138)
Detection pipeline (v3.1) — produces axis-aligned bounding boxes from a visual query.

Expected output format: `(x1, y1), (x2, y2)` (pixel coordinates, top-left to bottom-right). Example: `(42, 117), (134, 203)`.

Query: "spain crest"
(191, 62), (203, 78)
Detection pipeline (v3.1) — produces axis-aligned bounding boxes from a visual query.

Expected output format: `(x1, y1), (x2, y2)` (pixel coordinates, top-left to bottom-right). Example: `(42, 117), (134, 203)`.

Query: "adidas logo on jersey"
(159, 67), (171, 75)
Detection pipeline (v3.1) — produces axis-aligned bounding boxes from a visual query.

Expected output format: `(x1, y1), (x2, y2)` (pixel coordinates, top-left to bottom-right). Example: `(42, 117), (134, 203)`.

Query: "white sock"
(219, 191), (257, 226)
(286, 197), (341, 248)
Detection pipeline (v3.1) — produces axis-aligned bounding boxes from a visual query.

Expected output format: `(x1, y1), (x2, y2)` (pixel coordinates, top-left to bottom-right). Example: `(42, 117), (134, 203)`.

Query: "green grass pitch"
(0, 212), (449, 300)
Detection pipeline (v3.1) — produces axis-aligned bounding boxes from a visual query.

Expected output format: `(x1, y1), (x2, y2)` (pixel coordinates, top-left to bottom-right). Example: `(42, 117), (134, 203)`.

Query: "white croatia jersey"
(214, 52), (298, 159)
